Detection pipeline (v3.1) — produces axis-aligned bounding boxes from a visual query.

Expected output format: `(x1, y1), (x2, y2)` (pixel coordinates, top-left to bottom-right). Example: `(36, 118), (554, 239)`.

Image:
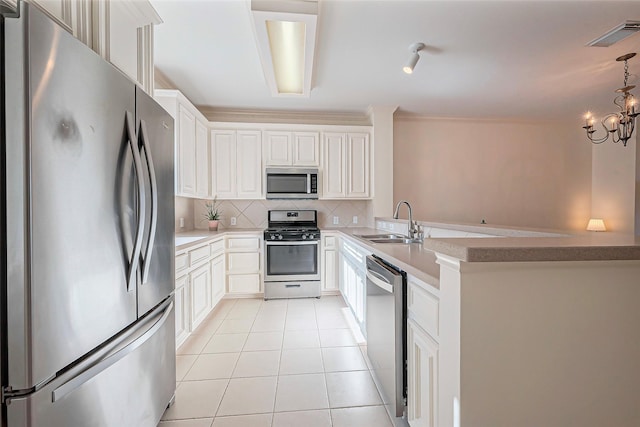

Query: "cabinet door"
(346, 132), (370, 198)
(264, 131), (292, 166)
(177, 105), (196, 196)
(323, 249), (338, 291)
(293, 132), (319, 166)
(195, 118), (209, 198)
(408, 319), (439, 427)
(175, 275), (190, 348)
(322, 133), (345, 198)
(236, 131), (262, 198)
(189, 263), (212, 331)
(210, 253), (225, 307)
(228, 274), (261, 294)
(210, 130), (236, 198)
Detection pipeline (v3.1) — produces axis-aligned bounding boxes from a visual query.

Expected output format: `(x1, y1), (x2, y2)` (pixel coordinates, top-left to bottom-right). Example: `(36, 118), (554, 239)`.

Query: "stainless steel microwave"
(265, 168), (319, 199)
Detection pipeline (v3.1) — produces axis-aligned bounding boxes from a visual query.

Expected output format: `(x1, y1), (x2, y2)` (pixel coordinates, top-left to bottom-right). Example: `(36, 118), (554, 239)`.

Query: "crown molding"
(198, 106), (372, 126)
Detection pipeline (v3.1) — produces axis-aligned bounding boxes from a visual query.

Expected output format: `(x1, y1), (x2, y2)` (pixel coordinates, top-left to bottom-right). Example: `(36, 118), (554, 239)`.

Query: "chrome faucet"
(393, 200), (423, 241)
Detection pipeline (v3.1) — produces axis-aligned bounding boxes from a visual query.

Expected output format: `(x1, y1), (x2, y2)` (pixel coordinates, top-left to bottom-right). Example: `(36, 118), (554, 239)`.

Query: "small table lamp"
(586, 218), (607, 232)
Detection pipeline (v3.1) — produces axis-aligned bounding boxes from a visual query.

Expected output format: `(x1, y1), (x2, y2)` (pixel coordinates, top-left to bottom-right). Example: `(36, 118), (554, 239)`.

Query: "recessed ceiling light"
(587, 20), (640, 47)
(251, 0), (318, 97)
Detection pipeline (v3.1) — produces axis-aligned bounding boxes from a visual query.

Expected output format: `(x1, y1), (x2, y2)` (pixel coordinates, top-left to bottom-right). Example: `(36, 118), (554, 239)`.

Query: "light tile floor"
(159, 296), (394, 427)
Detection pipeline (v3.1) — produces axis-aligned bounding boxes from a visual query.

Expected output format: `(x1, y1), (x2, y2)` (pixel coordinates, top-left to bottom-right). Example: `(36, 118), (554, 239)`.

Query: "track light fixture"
(403, 42), (425, 74)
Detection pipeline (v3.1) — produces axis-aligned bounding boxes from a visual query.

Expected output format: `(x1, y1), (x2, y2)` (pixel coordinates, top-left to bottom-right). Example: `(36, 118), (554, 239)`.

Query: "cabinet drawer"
(227, 252), (260, 273)
(408, 281), (440, 340)
(176, 253), (189, 273)
(227, 237), (260, 250)
(210, 239), (224, 256)
(228, 274), (260, 293)
(323, 235), (337, 249)
(189, 245), (210, 266)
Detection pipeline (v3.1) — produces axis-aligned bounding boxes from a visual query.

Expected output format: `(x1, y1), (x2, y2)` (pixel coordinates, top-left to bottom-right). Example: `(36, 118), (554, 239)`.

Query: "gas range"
(263, 228), (320, 242)
(263, 210), (321, 300)
(263, 210), (320, 241)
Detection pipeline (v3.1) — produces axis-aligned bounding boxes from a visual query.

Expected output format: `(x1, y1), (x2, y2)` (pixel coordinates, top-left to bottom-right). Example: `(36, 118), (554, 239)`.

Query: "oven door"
(264, 240), (320, 281)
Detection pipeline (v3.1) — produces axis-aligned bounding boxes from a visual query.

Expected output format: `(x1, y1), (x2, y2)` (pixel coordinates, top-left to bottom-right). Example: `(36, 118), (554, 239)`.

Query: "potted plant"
(204, 196), (221, 231)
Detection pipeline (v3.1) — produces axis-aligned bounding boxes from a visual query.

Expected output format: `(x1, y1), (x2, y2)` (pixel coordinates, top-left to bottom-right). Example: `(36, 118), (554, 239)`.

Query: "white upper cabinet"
(210, 129), (262, 199)
(154, 90), (209, 198)
(322, 133), (346, 198)
(264, 131), (292, 166)
(322, 131), (370, 199)
(195, 119), (209, 198)
(178, 105), (196, 195)
(30, 0), (161, 94)
(265, 130), (319, 167)
(346, 133), (370, 198)
(236, 131), (263, 198)
(210, 130), (236, 199)
(293, 132), (320, 166)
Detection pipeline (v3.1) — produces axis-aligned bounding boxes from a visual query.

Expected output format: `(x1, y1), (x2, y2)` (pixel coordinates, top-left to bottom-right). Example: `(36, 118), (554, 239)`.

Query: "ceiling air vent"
(587, 20), (640, 47)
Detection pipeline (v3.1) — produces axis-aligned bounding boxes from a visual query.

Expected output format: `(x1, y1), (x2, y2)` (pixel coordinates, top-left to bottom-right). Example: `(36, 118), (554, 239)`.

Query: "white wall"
(591, 131), (639, 234)
(393, 116), (592, 231)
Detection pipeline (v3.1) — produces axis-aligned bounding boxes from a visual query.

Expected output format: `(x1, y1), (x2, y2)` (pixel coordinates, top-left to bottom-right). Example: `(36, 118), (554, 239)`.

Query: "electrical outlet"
(333, 216), (339, 225)
(179, 217), (185, 228)
(352, 216), (358, 224)
(230, 217), (237, 226)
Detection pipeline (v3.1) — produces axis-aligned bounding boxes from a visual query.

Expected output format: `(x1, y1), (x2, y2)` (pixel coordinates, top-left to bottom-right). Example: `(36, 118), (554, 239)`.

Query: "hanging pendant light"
(583, 53), (640, 147)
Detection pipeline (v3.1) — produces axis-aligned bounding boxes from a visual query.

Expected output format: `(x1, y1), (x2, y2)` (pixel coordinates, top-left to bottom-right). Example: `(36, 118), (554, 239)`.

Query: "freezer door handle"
(51, 300), (174, 402)
(126, 111), (146, 292)
(138, 119), (158, 285)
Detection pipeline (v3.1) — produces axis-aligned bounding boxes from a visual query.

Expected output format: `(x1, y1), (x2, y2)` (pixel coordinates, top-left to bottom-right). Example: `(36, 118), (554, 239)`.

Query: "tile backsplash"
(192, 199), (372, 230)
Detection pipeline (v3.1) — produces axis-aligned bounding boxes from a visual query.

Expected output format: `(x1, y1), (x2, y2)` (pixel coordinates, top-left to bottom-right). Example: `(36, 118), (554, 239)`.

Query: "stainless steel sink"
(354, 233), (416, 244)
(355, 233), (408, 240)
(368, 238), (415, 244)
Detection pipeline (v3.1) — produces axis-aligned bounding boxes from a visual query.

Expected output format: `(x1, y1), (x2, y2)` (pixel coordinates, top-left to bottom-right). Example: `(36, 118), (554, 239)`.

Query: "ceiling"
(152, 0), (640, 119)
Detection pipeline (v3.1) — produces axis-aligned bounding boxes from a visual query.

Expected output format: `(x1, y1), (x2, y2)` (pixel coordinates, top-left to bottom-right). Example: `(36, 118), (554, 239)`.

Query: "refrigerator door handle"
(126, 111), (146, 292)
(138, 119), (158, 285)
(51, 300), (174, 403)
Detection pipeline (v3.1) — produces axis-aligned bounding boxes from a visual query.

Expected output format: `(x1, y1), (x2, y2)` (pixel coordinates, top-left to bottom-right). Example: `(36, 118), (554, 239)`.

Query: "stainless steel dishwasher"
(366, 255), (408, 423)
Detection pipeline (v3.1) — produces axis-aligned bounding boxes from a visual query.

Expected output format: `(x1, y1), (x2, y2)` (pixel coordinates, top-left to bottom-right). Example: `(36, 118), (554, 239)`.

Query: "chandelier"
(583, 53), (639, 147)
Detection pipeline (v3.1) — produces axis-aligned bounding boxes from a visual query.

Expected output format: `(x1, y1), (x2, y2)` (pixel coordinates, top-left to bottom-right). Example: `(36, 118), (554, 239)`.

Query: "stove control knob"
(302, 234), (307, 240)
(309, 233), (315, 239)
(270, 235), (276, 240)
(278, 235), (283, 240)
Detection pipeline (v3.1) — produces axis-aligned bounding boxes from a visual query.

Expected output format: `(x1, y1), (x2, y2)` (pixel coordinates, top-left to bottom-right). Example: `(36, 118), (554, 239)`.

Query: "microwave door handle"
(138, 119), (157, 285)
(125, 111), (146, 293)
(307, 174), (311, 194)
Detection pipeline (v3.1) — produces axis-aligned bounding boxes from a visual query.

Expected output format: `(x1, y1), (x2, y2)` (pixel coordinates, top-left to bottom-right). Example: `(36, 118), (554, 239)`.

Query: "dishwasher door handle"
(366, 270), (394, 293)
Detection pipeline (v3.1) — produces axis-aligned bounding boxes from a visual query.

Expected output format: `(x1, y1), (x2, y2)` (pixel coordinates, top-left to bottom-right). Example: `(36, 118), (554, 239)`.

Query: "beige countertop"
(327, 228), (441, 288)
(176, 226), (640, 290)
(175, 229), (262, 252)
(420, 233), (640, 262)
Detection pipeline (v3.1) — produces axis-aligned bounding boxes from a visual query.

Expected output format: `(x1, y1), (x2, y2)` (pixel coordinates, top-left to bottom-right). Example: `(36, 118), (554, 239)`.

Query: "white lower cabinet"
(174, 237), (225, 348)
(407, 276), (441, 427)
(189, 263), (212, 331)
(174, 274), (190, 348)
(226, 235), (262, 295)
(321, 232), (339, 292)
(210, 252), (225, 307)
(339, 238), (367, 335)
(408, 319), (439, 427)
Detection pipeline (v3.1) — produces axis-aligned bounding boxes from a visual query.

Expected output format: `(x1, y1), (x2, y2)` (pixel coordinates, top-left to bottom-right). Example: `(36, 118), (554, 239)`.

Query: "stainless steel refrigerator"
(1, 2), (176, 426)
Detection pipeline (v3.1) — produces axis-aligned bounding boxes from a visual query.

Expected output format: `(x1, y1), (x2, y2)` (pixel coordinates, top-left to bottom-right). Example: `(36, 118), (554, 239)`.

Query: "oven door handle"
(265, 240), (319, 246)
(307, 174), (311, 193)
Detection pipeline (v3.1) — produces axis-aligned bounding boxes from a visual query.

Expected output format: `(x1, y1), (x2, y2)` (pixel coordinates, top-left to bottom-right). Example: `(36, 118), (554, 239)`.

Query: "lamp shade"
(586, 218), (607, 231)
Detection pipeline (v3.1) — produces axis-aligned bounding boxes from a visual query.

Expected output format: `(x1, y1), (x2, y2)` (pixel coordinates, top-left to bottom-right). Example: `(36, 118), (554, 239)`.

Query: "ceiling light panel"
(266, 20), (306, 94)
(587, 21), (640, 47)
(251, 0), (318, 97)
